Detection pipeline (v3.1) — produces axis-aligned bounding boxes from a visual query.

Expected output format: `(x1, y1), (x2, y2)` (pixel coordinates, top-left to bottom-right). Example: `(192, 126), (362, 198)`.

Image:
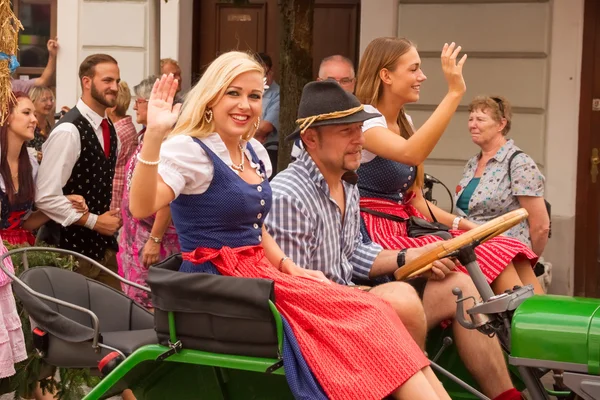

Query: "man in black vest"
(36, 54), (123, 291)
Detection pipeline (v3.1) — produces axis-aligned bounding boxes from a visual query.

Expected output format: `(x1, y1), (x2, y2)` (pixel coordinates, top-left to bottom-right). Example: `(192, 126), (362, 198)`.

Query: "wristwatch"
(396, 249), (408, 269)
(149, 235), (162, 244)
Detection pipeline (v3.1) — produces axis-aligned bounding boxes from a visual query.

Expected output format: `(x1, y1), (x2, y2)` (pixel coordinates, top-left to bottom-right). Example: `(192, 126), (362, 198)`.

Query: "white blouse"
(158, 133), (273, 198)
(361, 104), (415, 164)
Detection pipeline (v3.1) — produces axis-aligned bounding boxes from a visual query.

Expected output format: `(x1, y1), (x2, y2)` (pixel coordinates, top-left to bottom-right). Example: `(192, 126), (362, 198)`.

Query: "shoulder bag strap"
(359, 207), (408, 223)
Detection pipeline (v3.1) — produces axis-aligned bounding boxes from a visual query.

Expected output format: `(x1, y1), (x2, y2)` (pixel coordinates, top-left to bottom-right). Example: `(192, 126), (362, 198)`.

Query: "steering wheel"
(394, 208), (529, 281)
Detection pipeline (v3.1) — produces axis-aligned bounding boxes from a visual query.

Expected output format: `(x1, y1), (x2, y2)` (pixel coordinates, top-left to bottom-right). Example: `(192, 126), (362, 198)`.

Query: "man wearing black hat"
(265, 80), (521, 400)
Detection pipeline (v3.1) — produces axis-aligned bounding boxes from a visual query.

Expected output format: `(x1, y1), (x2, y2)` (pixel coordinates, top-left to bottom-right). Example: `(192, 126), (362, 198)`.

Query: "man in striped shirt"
(265, 80), (522, 400)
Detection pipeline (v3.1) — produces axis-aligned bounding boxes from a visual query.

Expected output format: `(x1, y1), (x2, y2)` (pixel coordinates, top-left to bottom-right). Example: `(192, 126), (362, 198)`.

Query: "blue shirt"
(456, 178), (480, 214)
(262, 81), (280, 142)
(265, 150), (383, 285)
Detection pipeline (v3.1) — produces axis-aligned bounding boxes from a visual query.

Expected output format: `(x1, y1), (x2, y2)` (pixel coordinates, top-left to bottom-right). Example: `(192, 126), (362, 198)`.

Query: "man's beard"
(91, 83), (117, 108)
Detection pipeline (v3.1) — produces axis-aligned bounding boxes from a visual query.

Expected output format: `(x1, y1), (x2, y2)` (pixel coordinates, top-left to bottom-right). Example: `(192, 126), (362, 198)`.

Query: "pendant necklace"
(231, 143), (245, 172)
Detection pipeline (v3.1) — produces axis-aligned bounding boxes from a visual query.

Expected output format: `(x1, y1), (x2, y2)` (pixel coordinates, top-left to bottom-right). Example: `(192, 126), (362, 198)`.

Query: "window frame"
(12, 0), (57, 79)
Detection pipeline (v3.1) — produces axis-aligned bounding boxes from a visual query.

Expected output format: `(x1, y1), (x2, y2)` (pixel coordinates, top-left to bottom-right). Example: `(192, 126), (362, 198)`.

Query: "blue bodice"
(169, 138), (272, 273)
(357, 155), (417, 202)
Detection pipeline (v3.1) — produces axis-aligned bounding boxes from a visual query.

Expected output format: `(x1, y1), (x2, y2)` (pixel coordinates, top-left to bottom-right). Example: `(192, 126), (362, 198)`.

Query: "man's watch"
(396, 249), (408, 269)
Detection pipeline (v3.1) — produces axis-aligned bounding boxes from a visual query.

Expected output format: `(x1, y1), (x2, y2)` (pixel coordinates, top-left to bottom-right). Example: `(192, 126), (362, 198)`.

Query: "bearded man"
(35, 54), (123, 290)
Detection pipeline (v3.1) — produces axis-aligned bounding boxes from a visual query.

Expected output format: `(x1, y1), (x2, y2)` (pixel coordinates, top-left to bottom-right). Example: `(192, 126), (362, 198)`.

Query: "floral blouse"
(454, 139), (545, 248)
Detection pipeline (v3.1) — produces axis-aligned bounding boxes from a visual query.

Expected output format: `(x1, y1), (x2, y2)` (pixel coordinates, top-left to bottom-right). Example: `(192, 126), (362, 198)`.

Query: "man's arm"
(264, 193), (316, 269)
(370, 245), (458, 281)
(34, 39), (58, 87)
(35, 125), (82, 226)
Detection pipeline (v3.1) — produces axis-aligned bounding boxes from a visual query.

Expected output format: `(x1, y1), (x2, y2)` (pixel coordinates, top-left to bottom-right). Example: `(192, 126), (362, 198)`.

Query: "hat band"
(296, 105), (364, 135)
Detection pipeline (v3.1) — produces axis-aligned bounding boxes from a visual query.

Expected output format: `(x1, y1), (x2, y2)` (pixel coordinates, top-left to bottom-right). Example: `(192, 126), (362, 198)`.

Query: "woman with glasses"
(27, 86), (55, 162)
(455, 96), (549, 257)
(353, 37), (543, 297)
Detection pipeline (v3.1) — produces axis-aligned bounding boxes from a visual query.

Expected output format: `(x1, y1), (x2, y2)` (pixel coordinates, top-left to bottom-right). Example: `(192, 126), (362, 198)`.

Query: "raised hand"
(440, 42), (467, 96)
(47, 38), (59, 57)
(145, 74), (182, 141)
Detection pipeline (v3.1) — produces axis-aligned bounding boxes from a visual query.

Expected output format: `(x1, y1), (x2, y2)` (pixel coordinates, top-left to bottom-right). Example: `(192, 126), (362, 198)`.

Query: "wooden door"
(193, 0), (360, 82)
(194, 0), (278, 81)
(574, 0), (600, 298)
(313, 0), (360, 76)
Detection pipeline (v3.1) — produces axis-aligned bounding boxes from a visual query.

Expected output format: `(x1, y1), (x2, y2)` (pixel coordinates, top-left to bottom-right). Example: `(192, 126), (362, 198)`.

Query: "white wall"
(55, 0), (193, 130)
(545, 0), (584, 218)
(56, 0), (154, 110)
(541, 0), (584, 294)
(160, 0), (193, 92)
(359, 0), (398, 56)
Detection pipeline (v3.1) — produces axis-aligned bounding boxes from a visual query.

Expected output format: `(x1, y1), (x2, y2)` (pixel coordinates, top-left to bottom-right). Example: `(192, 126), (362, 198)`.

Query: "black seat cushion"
(148, 254), (280, 359)
(102, 329), (158, 355)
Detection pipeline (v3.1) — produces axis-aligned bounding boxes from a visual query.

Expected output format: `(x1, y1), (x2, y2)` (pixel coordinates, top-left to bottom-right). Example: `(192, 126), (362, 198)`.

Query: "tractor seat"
(510, 295), (600, 374)
(14, 266), (156, 370)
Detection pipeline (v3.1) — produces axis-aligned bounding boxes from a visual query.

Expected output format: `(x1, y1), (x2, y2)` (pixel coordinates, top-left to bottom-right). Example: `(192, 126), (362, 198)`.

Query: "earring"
(254, 117), (260, 130)
(204, 108), (213, 123)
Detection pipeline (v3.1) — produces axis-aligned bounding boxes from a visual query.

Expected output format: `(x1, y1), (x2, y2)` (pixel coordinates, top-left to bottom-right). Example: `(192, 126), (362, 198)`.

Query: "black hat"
(286, 80), (381, 141)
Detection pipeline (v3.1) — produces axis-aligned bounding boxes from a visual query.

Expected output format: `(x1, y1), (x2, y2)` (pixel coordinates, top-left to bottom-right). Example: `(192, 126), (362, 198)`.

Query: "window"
(12, 0), (57, 81)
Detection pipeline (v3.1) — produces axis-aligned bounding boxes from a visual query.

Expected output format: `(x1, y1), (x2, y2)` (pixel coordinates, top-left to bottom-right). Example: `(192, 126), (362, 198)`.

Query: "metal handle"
(0, 247), (150, 292)
(591, 148), (599, 183)
(0, 247), (151, 351)
(0, 248), (102, 349)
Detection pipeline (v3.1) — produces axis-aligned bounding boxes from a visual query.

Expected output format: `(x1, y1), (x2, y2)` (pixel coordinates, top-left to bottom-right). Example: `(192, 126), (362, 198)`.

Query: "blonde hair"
(28, 86), (53, 104)
(170, 51), (264, 140)
(355, 37), (425, 189)
(468, 95), (512, 135)
(114, 81), (131, 117)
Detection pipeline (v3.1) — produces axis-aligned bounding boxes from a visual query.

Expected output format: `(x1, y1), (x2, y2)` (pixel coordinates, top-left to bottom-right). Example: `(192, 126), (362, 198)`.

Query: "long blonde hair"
(355, 37), (424, 189)
(170, 51), (264, 140)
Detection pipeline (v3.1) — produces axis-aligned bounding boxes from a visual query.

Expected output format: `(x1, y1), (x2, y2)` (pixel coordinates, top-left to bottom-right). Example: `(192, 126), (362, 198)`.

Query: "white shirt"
(158, 133), (272, 198)
(361, 104), (414, 163)
(35, 99), (121, 226)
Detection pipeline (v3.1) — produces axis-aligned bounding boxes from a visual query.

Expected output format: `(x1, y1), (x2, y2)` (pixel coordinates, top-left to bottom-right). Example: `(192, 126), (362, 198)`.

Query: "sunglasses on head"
(491, 97), (505, 118)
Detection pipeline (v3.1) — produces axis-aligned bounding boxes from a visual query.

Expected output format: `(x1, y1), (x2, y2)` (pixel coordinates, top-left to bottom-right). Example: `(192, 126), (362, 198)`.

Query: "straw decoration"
(0, 0), (23, 124)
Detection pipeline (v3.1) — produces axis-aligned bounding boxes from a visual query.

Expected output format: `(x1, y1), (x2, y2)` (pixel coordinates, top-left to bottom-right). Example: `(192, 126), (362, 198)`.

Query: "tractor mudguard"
(511, 295), (600, 375)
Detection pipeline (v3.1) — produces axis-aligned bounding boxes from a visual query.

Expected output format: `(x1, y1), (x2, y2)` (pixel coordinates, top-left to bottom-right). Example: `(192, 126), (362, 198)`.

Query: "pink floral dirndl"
(117, 143), (180, 307)
(0, 239), (27, 378)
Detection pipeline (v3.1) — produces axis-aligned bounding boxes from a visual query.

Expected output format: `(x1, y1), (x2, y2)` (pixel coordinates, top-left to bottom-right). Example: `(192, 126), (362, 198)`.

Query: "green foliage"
(0, 242), (100, 399)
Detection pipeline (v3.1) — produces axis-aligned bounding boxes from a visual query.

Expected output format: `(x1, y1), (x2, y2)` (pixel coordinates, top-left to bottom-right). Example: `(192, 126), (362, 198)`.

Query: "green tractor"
(1, 208), (598, 399)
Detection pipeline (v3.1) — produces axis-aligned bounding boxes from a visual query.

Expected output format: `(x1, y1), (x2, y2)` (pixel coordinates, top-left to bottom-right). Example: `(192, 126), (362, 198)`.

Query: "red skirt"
(360, 197), (538, 283)
(0, 228), (35, 247)
(183, 245), (429, 400)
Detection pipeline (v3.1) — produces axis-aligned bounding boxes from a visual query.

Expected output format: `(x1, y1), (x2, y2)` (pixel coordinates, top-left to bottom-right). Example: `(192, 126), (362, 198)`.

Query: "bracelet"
(452, 216), (463, 231)
(84, 213), (98, 230)
(149, 235), (162, 244)
(278, 256), (290, 271)
(136, 153), (161, 166)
